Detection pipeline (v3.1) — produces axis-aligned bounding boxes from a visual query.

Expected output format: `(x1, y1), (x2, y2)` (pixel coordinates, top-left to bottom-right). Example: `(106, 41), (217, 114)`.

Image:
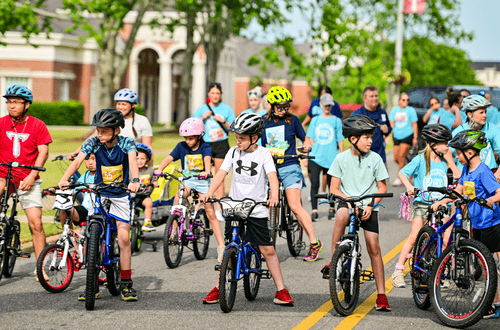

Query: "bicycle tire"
(285, 205), (303, 257)
(37, 243), (74, 293)
(430, 239), (497, 328)
(193, 209), (210, 260)
(243, 246), (262, 301)
(219, 248), (238, 313)
(135, 224), (143, 253)
(330, 244), (360, 316)
(106, 231), (121, 296)
(129, 221), (139, 254)
(3, 226), (20, 278)
(269, 208), (277, 249)
(411, 225), (437, 310)
(85, 223), (101, 311)
(163, 214), (183, 268)
(0, 230), (5, 281)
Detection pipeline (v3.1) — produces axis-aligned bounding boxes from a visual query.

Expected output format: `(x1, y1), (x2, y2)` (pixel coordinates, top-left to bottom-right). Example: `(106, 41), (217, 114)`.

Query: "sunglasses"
(401, 98), (409, 102)
(275, 105), (290, 112)
(247, 91), (261, 98)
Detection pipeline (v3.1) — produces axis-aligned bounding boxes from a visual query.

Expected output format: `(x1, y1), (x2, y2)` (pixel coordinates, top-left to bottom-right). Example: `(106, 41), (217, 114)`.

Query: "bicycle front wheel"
(243, 246), (262, 301)
(3, 226), (20, 278)
(269, 208), (277, 249)
(430, 239), (497, 328)
(37, 244), (74, 293)
(193, 209), (210, 260)
(285, 206), (303, 257)
(219, 248), (238, 313)
(85, 223), (101, 311)
(163, 214), (183, 268)
(106, 231), (121, 296)
(129, 221), (139, 254)
(330, 244), (360, 316)
(0, 233), (5, 281)
(411, 225), (436, 310)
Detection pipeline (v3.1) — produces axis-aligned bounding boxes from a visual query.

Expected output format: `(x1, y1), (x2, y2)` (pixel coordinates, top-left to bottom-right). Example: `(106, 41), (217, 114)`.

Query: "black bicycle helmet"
(448, 130), (487, 151)
(229, 113), (265, 136)
(91, 108), (125, 129)
(421, 124), (452, 143)
(342, 115), (379, 138)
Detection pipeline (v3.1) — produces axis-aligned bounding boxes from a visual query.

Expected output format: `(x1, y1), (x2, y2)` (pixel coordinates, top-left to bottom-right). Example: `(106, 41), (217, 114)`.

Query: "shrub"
(28, 101), (85, 126)
(134, 105), (145, 116)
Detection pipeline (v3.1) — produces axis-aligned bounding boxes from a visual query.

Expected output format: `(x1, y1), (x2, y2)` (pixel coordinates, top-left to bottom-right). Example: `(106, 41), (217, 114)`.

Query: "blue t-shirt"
(76, 171), (96, 211)
(399, 153), (448, 204)
(261, 115), (306, 168)
(427, 108), (444, 125)
(460, 111), (468, 125)
(308, 98), (343, 119)
(352, 106), (392, 163)
(193, 103), (235, 143)
(486, 106), (500, 126)
(81, 136), (137, 198)
(389, 105), (417, 140)
(458, 162), (500, 229)
(438, 110), (456, 131)
(451, 123), (500, 170)
(307, 115), (344, 169)
(170, 141), (212, 175)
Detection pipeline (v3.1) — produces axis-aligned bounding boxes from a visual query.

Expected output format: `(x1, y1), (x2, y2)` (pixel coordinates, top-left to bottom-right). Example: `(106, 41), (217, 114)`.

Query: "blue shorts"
(184, 178), (210, 194)
(278, 164), (306, 190)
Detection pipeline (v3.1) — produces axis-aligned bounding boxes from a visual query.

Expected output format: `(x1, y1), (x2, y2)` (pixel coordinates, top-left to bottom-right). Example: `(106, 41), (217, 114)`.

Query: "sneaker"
(274, 289), (294, 306)
(216, 211), (224, 222)
(141, 221), (155, 232)
(484, 305), (500, 319)
(375, 294), (391, 311)
(320, 264), (330, 278)
(441, 278), (450, 288)
(303, 240), (323, 262)
(392, 178), (403, 187)
(392, 270), (405, 288)
(311, 211), (319, 222)
(121, 280), (138, 301)
(78, 291), (101, 301)
(328, 208), (335, 220)
(217, 246), (225, 264)
(202, 287), (219, 304)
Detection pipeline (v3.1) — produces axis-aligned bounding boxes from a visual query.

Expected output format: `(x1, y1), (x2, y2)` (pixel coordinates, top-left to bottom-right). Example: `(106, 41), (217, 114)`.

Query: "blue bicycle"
(209, 197), (272, 313)
(412, 186), (497, 328)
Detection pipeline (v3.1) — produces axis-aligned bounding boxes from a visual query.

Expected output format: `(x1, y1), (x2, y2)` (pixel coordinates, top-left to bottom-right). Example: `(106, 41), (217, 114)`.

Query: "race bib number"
(53, 190), (73, 210)
(102, 165), (124, 184)
(209, 127), (225, 142)
(186, 154), (204, 171)
(463, 181), (476, 200)
(139, 174), (151, 185)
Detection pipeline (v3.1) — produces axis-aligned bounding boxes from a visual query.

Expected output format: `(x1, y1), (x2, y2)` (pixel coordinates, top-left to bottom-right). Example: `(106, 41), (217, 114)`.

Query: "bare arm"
(128, 151), (140, 193)
(337, 141), (344, 153)
(302, 115), (312, 128)
(156, 155), (174, 174)
(19, 144), (50, 191)
(451, 108), (463, 129)
(411, 122), (419, 146)
(59, 151), (86, 188)
(422, 109), (433, 124)
(267, 171), (279, 207)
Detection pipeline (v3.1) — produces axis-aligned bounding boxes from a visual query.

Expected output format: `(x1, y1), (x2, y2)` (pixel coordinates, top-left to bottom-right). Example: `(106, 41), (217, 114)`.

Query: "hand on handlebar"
(198, 171), (210, 179)
(431, 200), (447, 212)
(58, 180), (70, 190)
(267, 198), (278, 208)
(199, 194), (210, 204)
(128, 181), (140, 193)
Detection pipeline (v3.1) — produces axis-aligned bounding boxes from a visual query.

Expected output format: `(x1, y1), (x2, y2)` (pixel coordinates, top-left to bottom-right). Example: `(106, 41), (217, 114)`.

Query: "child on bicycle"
(133, 143), (159, 232)
(155, 117), (224, 256)
(59, 108), (141, 302)
(432, 130), (500, 318)
(392, 124), (458, 288)
(325, 114), (391, 311)
(200, 112), (294, 306)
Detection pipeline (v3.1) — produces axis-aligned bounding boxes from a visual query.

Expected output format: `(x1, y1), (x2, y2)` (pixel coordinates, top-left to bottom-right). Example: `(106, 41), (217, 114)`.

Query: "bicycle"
(209, 197), (272, 313)
(159, 171), (213, 268)
(269, 153), (314, 256)
(0, 162), (46, 281)
(316, 192), (393, 316)
(412, 186), (497, 328)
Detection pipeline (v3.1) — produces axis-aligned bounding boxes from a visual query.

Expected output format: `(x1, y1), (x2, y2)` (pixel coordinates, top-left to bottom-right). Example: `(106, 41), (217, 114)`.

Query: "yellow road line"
(292, 239), (407, 330)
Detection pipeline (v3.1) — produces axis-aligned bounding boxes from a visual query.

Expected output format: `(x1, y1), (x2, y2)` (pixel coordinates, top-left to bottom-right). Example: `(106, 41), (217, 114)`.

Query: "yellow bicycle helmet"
(267, 86), (293, 105)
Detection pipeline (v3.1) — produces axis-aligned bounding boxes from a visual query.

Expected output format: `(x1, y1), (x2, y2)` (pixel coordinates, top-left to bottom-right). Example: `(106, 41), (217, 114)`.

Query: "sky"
(242, 0), (500, 62)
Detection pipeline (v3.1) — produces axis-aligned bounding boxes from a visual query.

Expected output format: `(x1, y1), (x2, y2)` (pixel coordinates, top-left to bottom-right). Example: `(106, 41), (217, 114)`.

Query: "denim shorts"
(184, 178), (210, 194)
(278, 164), (306, 190)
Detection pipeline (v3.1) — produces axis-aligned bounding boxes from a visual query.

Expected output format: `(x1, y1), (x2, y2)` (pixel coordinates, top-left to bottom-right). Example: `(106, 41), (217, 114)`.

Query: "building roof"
(470, 61), (500, 71)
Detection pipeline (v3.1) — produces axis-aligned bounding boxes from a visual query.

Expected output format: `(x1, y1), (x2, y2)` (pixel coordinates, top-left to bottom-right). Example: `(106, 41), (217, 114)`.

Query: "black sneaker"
(121, 279), (138, 301)
(311, 211), (319, 222)
(328, 208), (336, 220)
(484, 305), (500, 319)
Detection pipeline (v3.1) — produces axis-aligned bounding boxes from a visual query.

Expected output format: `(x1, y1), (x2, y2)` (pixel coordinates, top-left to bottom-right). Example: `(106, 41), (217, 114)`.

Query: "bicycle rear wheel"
(193, 209), (210, 260)
(0, 230), (5, 281)
(269, 208), (277, 249)
(3, 224), (20, 278)
(85, 223), (101, 311)
(430, 239), (497, 328)
(163, 214), (183, 268)
(219, 248), (238, 313)
(285, 205), (303, 256)
(411, 225), (436, 310)
(129, 219), (140, 253)
(243, 246), (262, 301)
(37, 243), (74, 293)
(106, 231), (121, 296)
(330, 244), (360, 316)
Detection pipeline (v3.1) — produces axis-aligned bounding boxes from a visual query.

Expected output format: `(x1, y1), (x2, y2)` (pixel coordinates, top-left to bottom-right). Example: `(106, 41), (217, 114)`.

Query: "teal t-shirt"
(327, 149), (389, 210)
(389, 106), (418, 140)
(486, 106), (500, 126)
(241, 108), (267, 117)
(193, 103), (235, 143)
(427, 108), (445, 125)
(306, 115), (344, 169)
(451, 123), (500, 170)
(399, 153), (449, 204)
(460, 111), (468, 125)
(438, 110), (456, 130)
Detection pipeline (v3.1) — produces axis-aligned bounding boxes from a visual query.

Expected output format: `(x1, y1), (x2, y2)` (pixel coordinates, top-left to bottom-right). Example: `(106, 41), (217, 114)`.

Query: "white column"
(191, 54), (206, 116)
(129, 59), (139, 94)
(158, 58), (172, 125)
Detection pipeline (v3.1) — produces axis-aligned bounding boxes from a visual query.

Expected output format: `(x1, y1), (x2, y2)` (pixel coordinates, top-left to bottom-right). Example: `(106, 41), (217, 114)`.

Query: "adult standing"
(388, 93), (418, 186)
(301, 85), (343, 129)
(423, 97), (462, 130)
(241, 86), (266, 117)
(193, 82), (235, 220)
(484, 92), (500, 126)
(446, 87), (466, 124)
(0, 85), (52, 271)
(352, 86), (392, 164)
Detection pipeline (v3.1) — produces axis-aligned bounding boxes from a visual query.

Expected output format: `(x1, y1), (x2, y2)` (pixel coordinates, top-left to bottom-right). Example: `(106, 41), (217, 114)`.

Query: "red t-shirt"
(0, 115), (52, 185)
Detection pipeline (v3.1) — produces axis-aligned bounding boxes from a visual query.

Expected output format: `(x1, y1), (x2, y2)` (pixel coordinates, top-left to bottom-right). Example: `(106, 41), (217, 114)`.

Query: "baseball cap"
(320, 93), (335, 106)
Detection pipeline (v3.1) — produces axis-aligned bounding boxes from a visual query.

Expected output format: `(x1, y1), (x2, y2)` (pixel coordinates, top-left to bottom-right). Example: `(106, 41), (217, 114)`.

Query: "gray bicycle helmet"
(461, 95), (491, 113)
(448, 130), (487, 151)
(230, 113), (265, 136)
(91, 108), (125, 129)
(342, 115), (379, 138)
(421, 124), (452, 143)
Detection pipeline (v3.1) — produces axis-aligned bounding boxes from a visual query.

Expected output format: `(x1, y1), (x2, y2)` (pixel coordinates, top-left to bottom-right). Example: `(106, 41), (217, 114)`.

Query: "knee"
(366, 241), (381, 256)
(260, 246), (275, 258)
(143, 198), (153, 208)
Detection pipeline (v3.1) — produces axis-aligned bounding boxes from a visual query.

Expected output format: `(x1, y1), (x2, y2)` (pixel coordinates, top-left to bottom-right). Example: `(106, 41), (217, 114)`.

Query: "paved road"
(1, 157), (499, 330)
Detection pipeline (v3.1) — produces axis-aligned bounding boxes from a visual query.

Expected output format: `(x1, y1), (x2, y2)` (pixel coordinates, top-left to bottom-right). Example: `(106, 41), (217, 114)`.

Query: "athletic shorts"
(338, 201), (379, 234)
(224, 217), (273, 246)
(88, 194), (132, 224)
(73, 205), (88, 225)
(278, 164), (306, 190)
(473, 222), (500, 253)
(207, 139), (230, 159)
(393, 134), (413, 146)
(18, 179), (43, 209)
(184, 178), (210, 194)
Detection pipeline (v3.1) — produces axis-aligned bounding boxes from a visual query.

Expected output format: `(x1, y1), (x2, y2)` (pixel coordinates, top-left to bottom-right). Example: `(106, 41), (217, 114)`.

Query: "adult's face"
(461, 90), (470, 98)
(208, 87), (221, 105)
(485, 93), (492, 102)
(443, 99), (450, 110)
(363, 90), (379, 111)
(115, 101), (134, 118)
(6, 96), (29, 118)
(248, 97), (261, 111)
(399, 94), (409, 109)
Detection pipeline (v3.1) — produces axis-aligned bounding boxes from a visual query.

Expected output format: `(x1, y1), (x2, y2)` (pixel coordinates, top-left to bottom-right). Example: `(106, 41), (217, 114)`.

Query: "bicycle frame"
(50, 218), (85, 271)
(225, 221), (262, 280)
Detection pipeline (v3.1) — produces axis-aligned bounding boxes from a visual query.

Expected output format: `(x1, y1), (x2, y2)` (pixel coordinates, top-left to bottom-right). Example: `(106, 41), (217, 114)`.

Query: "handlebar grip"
(437, 205), (447, 212)
(374, 193), (393, 198)
(427, 186), (447, 194)
(30, 166), (46, 172)
(205, 174), (213, 179)
(308, 156), (315, 159)
(315, 194), (328, 199)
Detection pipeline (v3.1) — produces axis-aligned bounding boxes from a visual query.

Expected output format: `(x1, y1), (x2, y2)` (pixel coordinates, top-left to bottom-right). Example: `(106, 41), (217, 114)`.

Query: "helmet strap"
(10, 103), (29, 125)
(429, 143), (445, 161)
(467, 113), (484, 131)
(351, 137), (367, 164)
(463, 150), (479, 175)
(242, 135), (258, 152)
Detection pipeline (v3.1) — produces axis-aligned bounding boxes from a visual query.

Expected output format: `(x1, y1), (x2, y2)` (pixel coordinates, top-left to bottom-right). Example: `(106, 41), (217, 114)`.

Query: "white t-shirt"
(121, 113), (153, 144)
(220, 146), (276, 218)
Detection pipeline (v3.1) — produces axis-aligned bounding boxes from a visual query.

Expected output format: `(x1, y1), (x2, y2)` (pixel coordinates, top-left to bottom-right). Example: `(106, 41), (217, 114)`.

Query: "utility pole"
(387, 0), (405, 112)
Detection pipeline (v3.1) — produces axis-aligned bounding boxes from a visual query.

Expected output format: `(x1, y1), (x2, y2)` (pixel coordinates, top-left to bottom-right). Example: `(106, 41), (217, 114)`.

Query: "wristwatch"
(132, 178), (140, 183)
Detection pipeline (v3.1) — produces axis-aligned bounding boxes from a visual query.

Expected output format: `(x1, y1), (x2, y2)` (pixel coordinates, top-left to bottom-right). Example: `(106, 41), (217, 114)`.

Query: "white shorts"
(88, 194), (132, 224)
(18, 179), (43, 209)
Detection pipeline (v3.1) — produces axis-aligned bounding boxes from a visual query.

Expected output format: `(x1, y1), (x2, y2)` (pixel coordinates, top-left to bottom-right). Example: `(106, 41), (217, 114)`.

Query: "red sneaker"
(202, 287), (219, 304)
(375, 294), (391, 311)
(274, 289), (294, 306)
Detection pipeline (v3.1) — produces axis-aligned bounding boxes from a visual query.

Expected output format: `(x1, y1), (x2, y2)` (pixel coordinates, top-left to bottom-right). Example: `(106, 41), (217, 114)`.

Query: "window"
(1, 77), (30, 116)
(60, 80), (69, 101)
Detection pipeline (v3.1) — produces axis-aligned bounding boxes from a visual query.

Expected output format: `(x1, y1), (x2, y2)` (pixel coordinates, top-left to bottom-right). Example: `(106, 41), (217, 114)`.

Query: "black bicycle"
(0, 161), (45, 281)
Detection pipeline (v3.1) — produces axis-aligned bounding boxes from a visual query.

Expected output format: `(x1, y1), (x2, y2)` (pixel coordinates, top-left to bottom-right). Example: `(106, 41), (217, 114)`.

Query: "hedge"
(28, 101), (85, 126)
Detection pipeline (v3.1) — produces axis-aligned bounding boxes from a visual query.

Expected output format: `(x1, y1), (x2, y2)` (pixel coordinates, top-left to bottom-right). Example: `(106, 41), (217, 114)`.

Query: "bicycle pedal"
(214, 265), (221, 271)
(260, 269), (272, 279)
(15, 251), (31, 258)
(320, 265), (330, 280)
(205, 229), (213, 235)
(361, 270), (374, 281)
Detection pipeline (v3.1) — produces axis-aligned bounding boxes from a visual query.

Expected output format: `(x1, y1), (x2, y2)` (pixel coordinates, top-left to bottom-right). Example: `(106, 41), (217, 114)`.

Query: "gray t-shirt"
(327, 149), (389, 209)
(121, 113), (153, 144)
(220, 146), (276, 218)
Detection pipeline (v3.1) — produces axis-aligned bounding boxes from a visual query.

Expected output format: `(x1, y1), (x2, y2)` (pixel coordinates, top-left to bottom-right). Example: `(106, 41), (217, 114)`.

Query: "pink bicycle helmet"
(179, 117), (205, 136)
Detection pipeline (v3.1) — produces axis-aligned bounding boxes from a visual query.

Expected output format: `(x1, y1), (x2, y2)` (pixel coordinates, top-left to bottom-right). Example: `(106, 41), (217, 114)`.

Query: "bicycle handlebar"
(62, 181), (129, 192)
(0, 162), (45, 172)
(427, 186), (492, 209)
(157, 172), (213, 180)
(315, 192), (393, 205)
(273, 154), (315, 160)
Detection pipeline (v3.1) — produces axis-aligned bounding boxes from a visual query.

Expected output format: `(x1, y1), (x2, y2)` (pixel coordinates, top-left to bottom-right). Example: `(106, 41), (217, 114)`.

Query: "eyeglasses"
(6, 100), (26, 105)
(275, 105), (290, 112)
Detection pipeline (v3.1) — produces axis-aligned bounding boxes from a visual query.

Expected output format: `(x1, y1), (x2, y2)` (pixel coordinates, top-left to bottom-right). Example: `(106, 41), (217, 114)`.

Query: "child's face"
(136, 152), (148, 168)
(235, 133), (254, 150)
(185, 135), (200, 149)
(85, 154), (96, 172)
(96, 127), (118, 144)
(455, 149), (476, 165)
(351, 133), (373, 153)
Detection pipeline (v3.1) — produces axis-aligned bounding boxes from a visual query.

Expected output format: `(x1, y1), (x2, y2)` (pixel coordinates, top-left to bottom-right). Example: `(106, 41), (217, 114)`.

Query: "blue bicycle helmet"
(136, 143), (152, 160)
(3, 85), (33, 103)
(114, 88), (138, 104)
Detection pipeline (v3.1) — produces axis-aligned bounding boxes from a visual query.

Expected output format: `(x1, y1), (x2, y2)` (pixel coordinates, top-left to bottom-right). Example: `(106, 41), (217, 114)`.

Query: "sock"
(144, 219), (151, 223)
(395, 263), (405, 271)
(121, 269), (132, 280)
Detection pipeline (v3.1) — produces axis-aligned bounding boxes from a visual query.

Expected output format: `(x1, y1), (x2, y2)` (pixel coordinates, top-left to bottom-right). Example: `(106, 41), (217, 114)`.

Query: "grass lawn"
(20, 222), (62, 244)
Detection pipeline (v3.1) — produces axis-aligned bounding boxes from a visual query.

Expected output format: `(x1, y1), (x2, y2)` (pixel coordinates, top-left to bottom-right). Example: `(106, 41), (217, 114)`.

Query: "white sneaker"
(392, 178), (403, 187)
(216, 210), (224, 222)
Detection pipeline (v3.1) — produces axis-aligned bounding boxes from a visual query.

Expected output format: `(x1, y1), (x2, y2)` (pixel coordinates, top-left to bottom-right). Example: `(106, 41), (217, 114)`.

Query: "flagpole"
(394, 0), (404, 101)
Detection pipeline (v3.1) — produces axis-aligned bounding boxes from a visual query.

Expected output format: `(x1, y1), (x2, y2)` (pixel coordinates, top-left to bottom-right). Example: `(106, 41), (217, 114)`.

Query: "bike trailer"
(150, 163), (179, 226)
